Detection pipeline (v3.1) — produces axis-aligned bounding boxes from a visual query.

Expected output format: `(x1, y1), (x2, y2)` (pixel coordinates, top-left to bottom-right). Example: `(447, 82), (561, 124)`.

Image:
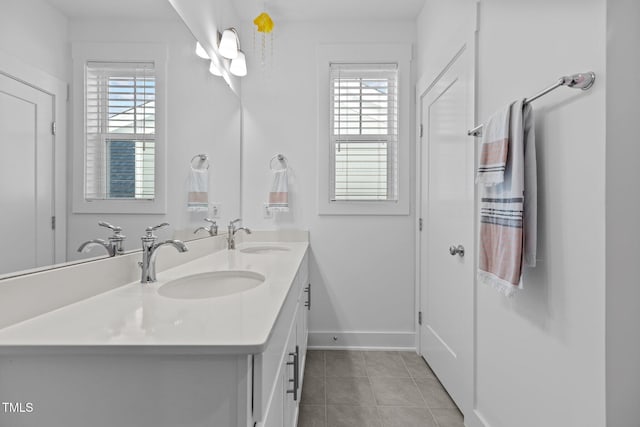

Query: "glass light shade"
(221, 70), (231, 87)
(209, 59), (222, 76)
(219, 28), (239, 59)
(229, 50), (247, 77)
(195, 42), (209, 59)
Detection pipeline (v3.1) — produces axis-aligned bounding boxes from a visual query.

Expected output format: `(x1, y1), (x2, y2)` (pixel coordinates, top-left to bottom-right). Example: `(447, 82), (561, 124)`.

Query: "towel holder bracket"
(191, 154), (210, 170)
(270, 154), (288, 171)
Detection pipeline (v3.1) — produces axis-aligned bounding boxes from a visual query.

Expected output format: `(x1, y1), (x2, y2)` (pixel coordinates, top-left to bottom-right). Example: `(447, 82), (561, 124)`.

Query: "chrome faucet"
(140, 223), (188, 284)
(77, 221), (126, 257)
(227, 218), (251, 250)
(194, 217), (218, 237)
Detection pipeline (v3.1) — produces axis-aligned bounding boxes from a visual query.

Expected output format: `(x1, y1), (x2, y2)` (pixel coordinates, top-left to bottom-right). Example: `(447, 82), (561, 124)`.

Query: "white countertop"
(0, 241), (308, 354)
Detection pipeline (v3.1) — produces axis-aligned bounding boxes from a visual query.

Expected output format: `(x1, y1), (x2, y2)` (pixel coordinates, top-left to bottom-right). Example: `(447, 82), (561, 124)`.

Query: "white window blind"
(85, 61), (156, 200)
(330, 63), (398, 201)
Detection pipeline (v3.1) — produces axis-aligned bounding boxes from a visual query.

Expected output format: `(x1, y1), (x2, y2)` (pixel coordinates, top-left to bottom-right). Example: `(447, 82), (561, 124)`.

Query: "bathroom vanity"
(0, 233), (309, 427)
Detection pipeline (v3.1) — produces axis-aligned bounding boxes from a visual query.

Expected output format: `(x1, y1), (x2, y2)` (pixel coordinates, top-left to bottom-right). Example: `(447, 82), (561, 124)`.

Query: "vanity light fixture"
(229, 50), (247, 77)
(195, 42), (209, 59)
(219, 28), (239, 59)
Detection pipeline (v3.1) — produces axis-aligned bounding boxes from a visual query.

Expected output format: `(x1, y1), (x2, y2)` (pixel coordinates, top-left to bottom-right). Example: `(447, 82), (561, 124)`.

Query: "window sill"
(318, 199), (409, 216)
(72, 198), (166, 215)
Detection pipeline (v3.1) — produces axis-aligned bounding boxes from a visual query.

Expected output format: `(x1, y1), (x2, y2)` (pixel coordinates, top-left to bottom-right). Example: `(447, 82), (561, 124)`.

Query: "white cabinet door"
(296, 254), (309, 385)
(283, 310), (299, 427)
(297, 282), (309, 387)
(262, 365), (284, 427)
(261, 252), (309, 427)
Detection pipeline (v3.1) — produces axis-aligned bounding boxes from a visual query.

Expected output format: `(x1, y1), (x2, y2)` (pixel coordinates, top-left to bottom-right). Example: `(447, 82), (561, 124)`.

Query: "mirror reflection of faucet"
(194, 217), (218, 237)
(77, 221), (126, 257)
(227, 218), (251, 250)
(139, 223), (189, 284)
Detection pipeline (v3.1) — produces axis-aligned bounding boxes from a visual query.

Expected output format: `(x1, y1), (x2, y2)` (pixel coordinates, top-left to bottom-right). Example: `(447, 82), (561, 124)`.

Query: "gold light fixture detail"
(253, 12), (274, 33)
(253, 11), (274, 67)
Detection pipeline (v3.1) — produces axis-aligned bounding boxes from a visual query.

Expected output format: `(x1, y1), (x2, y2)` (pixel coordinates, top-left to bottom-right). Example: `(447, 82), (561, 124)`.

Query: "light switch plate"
(210, 203), (221, 218)
(263, 203), (273, 219)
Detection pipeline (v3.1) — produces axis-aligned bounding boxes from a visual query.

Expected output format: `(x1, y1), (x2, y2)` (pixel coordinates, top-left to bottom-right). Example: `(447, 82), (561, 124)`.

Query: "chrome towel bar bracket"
(191, 154), (209, 170)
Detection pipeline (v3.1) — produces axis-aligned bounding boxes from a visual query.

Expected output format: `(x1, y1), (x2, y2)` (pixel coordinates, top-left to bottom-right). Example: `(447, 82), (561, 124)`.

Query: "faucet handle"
(228, 218), (241, 234)
(204, 217), (217, 225)
(99, 221), (122, 233)
(144, 222), (169, 238)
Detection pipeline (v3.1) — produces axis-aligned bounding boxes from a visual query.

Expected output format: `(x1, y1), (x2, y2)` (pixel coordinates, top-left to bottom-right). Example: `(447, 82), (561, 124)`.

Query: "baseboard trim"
(308, 331), (415, 351)
(468, 409), (491, 427)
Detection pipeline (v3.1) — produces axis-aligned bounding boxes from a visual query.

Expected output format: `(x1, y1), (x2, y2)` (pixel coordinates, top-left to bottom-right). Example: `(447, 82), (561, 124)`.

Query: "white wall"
(415, 0), (475, 91)
(605, 0), (640, 425)
(240, 20), (417, 348)
(0, 0), (69, 82)
(417, 1), (607, 426)
(67, 18), (242, 260)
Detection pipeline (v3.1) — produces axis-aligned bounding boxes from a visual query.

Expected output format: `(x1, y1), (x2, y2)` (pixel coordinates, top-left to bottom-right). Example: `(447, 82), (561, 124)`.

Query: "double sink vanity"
(0, 230), (310, 427)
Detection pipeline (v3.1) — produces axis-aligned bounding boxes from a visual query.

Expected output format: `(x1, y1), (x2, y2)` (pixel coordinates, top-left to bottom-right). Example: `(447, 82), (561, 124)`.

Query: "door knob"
(449, 244), (465, 257)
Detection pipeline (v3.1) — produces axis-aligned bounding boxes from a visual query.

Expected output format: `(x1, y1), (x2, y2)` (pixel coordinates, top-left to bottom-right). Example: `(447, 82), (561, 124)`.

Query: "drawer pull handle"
(285, 349), (299, 401)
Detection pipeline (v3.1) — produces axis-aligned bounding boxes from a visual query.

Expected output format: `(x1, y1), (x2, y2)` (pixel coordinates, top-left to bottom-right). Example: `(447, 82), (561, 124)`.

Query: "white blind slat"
(330, 63), (398, 201)
(85, 61), (156, 200)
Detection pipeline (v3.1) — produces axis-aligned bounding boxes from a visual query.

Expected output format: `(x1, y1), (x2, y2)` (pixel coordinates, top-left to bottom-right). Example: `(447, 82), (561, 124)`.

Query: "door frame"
(0, 51), (68, 266)
(414, 33), (485, 427)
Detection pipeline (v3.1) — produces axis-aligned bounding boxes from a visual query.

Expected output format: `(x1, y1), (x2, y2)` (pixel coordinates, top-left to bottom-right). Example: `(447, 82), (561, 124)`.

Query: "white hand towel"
(187, 168), (209, 212)
(478, 100), (536, 297)
(268, 169), (289, 212)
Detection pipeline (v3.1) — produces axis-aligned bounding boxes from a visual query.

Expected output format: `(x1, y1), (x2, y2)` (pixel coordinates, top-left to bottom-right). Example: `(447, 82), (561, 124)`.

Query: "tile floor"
(298, 350), (464, 427)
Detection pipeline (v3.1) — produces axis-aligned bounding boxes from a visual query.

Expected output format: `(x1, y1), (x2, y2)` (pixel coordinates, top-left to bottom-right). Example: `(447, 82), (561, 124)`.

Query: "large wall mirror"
(0, 0), (242, 279)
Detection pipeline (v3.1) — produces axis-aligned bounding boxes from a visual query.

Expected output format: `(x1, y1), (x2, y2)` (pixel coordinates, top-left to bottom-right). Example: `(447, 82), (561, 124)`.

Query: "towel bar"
(468, 71), (596, 137)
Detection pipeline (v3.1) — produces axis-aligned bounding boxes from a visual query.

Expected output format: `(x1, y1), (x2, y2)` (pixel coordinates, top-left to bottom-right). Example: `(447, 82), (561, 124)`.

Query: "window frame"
(71, 43), (167, 214)
(318, 43), (411, 215)
(330, 64), (398, 202)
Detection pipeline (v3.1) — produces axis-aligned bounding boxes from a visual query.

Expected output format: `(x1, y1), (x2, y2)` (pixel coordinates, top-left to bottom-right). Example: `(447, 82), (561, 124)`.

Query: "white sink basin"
(240, 245), (291, 254)
(158, 271), (265, 299)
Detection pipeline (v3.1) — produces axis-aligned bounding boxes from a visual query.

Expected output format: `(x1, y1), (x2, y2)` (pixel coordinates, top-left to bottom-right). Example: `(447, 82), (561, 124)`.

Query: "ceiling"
(45, 0), (179, 20)
(232, 0), (426, 22)
(44, 0), (425, 24)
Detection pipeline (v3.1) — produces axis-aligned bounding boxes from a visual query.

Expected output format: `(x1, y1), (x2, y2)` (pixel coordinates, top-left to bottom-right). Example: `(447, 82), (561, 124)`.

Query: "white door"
(418, 46), (474, 413)
(0, 73), (55, 274)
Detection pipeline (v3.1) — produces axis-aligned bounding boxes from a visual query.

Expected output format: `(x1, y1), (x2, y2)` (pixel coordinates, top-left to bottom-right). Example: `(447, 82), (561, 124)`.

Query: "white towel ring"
(269, 154), (288, 171)
(191, 154), (210, 170)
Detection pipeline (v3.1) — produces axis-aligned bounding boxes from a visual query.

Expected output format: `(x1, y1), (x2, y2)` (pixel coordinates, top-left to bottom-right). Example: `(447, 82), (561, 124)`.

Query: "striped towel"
(268, 169), (289, 212)
(476, 104), (511, 185)
(478, 99), (537, 296)
(187, 168), (209, 212)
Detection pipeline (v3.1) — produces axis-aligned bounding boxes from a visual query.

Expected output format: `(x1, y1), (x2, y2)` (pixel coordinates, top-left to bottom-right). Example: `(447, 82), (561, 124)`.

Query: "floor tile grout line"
(364, 351), (386, 426)
(374, 403), (384, 426)
(323, 350), (327, 427)
(400, 351), (442, 427)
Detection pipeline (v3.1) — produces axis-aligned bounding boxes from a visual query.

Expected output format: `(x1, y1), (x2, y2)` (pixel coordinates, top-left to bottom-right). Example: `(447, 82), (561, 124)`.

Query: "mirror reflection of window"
(85, 61), (156, 201)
